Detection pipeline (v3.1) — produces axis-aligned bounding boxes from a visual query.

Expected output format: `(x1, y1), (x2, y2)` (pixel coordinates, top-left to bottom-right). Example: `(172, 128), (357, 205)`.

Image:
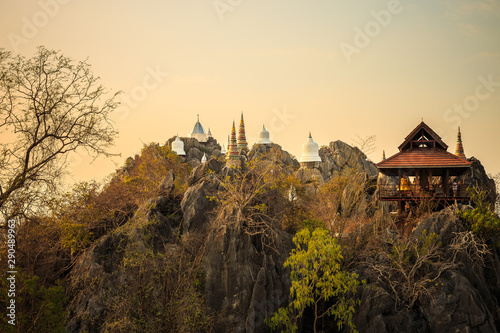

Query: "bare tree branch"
(0, 47), (120, 221)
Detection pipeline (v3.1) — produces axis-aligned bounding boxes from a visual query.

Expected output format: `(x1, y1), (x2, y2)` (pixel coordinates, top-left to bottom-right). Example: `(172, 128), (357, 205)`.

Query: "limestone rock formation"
(295, 167), (324, 186)
(319, 140), (378, 181)
(167, 136), (222, 164)
(355, 208), (500, 332)
(464, 157), (497, 207)
(63, 138), (499, 333)
(65, 194), (179, 332)
(181, 180), (217, 233)
(247, 143), (300, 171)
(203, 218), (293, 332)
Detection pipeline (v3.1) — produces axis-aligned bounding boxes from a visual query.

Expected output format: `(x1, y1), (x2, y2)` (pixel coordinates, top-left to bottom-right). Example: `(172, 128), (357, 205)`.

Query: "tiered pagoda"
(226, 120), (240, 168)
(237, 112), (249, 152)
(377, 121), (472, 223)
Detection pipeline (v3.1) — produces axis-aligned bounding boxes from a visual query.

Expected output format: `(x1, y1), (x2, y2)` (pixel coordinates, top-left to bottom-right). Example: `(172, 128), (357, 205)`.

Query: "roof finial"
(197, 114), (200, 122)
(382, 150), (386, 160)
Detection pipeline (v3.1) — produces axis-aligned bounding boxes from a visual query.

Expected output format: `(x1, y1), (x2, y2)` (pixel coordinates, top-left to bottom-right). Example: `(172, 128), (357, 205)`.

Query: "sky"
(1, 0), (499, 185)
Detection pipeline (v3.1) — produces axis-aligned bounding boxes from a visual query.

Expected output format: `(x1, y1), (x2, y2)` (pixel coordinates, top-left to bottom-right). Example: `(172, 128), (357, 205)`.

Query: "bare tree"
(0, 46), (119, 221)
(365, 230), (490, 310)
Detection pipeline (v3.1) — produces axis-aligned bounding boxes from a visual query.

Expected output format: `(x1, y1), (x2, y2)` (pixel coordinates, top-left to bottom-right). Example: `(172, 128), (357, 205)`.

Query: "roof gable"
(398, 121), (448, 151)
(377, 147), (472, 169)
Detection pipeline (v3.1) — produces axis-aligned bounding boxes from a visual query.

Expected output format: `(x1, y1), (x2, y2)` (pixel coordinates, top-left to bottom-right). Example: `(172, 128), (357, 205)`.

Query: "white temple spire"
(256, 124), (272, 144)
(171, 136), (186, 156)
(299, 132), (321, 163)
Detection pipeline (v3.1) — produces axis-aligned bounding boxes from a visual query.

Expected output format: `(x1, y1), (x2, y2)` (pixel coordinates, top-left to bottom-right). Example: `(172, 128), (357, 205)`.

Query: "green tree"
(0, 273), (66, 332)
(267, 228), (361, 333)
(0, 46), (119, 221)
(458, 187), (500, 239)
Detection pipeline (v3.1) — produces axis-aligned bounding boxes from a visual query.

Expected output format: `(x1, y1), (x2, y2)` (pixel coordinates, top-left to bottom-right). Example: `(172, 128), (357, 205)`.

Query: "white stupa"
(256, 125), (272, 144)
(221, 143), (227, 155)
(201, 153), (207, 163)
(171, 136), (186, 156)
(188, 114), (207, 143)
(299, 132), (322, 163)
(207, 128), (213, 139)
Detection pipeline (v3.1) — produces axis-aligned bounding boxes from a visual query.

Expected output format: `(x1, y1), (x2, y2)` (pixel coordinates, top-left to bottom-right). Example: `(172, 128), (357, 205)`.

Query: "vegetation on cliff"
(0, 135), (498, 332)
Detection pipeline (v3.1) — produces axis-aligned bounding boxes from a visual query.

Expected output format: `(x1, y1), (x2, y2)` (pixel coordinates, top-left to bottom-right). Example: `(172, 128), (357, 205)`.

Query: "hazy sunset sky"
(1, 0), (500, 184)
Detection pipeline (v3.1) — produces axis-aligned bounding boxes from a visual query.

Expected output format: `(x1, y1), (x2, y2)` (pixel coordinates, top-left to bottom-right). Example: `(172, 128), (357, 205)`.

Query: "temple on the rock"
(226, 120), (241, 168)
(175, 113), (321, 168)
(299, 132), (322, 169)
(256, 125), (272, 145)
(237, 112), (249, 152)
(171, 136), (186, 156)
(188, 114), (207, 143)
(377, 121), (472, 224)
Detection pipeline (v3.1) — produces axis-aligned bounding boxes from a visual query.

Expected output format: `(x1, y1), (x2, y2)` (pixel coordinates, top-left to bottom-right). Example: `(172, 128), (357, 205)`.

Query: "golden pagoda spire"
(237, 111), (248, 152)
(455, 127), (466, 159)
(227, 120), (240, 164)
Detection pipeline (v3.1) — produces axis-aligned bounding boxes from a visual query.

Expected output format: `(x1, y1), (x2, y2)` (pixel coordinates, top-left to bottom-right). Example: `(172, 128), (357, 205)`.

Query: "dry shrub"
(102, 230), (213, 332)
(211, 148), (297, 252)
(365, 229), (491, 310)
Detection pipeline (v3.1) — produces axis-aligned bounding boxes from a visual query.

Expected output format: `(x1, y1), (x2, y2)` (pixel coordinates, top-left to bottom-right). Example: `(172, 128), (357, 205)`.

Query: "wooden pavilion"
(377, 122), (472, 222)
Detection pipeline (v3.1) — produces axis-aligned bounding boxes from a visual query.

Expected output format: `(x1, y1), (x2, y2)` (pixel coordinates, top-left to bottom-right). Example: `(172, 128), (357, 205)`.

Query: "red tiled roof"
(377, 148), (472, 169)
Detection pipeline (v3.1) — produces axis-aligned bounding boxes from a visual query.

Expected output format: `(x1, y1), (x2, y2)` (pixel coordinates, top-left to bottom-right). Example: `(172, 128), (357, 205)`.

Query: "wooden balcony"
(378, 184), (470, 201)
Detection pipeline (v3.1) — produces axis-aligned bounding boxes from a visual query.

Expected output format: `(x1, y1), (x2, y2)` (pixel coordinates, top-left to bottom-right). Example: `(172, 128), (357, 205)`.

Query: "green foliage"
(267, 228), (361, 333)
(302, 219), (326, 233)
(458, 187), (500, 239)
(390, 230), (439, 265)
(0, 273), (67, 333)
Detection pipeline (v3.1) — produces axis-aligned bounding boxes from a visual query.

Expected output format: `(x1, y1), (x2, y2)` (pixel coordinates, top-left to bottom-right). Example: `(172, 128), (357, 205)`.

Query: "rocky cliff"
(355, 208), (500, 332)
(64, 139), (499, 332)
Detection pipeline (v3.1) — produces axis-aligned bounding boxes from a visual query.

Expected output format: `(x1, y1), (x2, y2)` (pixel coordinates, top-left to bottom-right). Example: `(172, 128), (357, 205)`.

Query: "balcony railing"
(378, 184), (470, 200)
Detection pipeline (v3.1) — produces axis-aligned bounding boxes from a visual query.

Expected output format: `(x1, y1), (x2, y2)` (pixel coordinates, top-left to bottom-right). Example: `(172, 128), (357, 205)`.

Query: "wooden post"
(415, 169), (420, 194)
(398, 169), (402, 195)
(428, 169), (433, 191)
(443, 169), (449, 196)
(398, 200), (404, 227)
